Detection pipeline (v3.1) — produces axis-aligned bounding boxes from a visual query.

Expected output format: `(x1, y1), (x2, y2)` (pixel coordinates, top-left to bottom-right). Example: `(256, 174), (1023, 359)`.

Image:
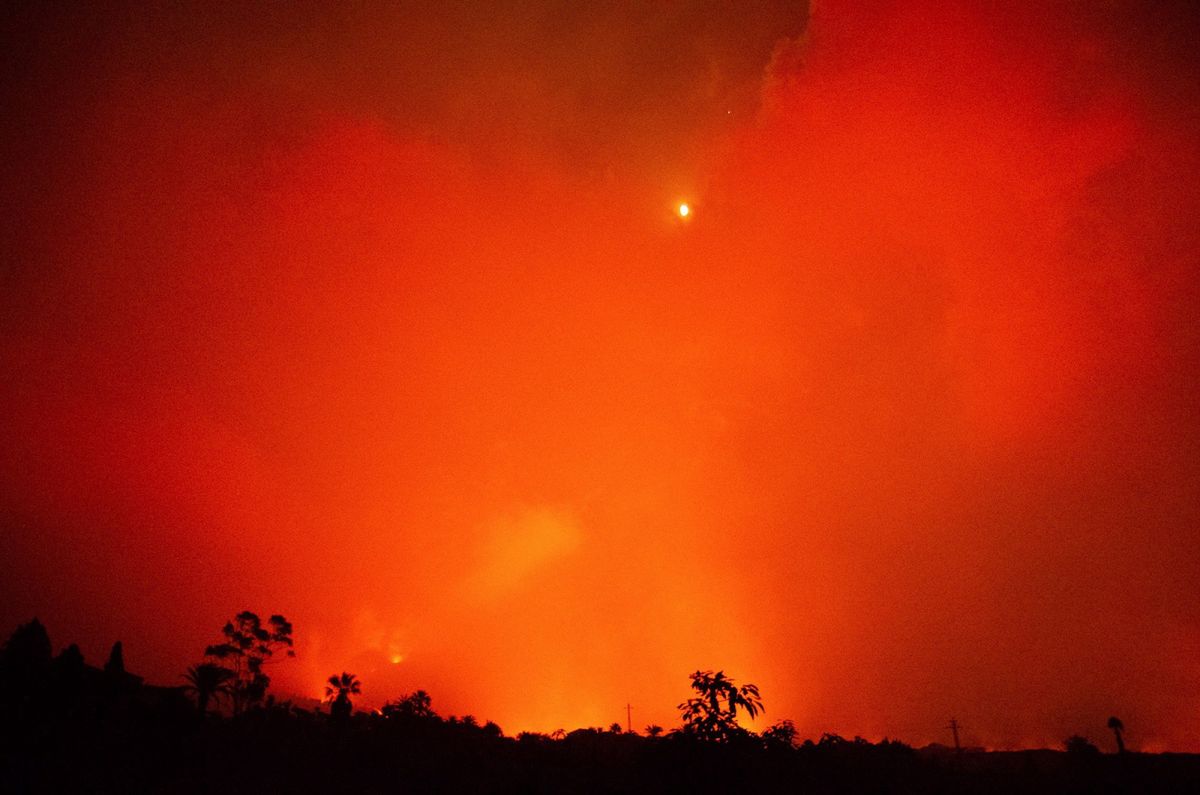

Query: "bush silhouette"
(1065, 735), (1100, 755)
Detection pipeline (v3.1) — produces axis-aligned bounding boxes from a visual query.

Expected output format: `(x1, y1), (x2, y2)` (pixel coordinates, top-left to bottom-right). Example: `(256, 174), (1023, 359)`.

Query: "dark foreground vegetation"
(3, 617), (1198, 794)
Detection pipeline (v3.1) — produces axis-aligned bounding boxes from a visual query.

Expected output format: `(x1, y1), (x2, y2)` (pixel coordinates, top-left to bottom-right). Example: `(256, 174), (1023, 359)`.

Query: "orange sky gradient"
(2, 1), (1199, 750)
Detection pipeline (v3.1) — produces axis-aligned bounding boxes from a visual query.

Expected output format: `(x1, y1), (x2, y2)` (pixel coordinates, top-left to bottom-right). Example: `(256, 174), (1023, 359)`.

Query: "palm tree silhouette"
(1107, 716), (1126, 754)
(325, 672), (361, 720)
(182, 663), (234, 716)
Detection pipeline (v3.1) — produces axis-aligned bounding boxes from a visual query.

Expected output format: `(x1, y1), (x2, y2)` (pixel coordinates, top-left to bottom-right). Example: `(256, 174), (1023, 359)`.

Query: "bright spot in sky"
(390, 654), (404, 664)
(678, 203), (690, 217)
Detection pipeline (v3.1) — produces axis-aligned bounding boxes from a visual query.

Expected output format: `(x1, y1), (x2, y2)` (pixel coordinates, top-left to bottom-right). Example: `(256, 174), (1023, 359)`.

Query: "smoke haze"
(2, 0), (1198, 749)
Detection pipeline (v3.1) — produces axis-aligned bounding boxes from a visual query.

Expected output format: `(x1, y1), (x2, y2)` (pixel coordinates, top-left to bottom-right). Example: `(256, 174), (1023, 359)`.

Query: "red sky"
(3, 1), (1199, 750)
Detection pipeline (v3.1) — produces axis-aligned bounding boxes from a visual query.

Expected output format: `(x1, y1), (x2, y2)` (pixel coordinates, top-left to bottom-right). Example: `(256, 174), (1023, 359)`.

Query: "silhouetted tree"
(382, 689), (436, 720)
(53, 643), (84, 672)
(182, 663), (235, 716)
(1, 618), (53, 714)
(324, 671), (360, 720)
(204, 611), (294, 715)
(104, 641), (125, 676)
(762, 719), (798, 749)
(608, 722), (623, 734)
(1, 617), (52, 673)
(48, 643), (86, 715)
(678, 669), (763, 742)
(1107, 716), (1126, 754)
(645, 724), (664, 737)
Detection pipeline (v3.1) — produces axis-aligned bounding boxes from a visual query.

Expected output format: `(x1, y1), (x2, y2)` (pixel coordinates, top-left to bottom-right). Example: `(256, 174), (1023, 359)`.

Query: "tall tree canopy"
(204, 611), (294, 715)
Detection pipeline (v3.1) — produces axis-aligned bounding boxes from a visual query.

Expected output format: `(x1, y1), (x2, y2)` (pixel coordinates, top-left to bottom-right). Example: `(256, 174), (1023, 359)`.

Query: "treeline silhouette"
(2, 616), (1197, 793)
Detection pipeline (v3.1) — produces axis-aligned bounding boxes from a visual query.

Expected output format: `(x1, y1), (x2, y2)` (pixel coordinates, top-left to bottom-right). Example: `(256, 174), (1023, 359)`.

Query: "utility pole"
(626, 703), (633, 734)
(948, 717), (962, 753)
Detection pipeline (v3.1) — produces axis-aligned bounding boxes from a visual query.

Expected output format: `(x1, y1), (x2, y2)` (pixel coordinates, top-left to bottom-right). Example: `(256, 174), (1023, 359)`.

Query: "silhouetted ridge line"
(0, 618), (1190, 793)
